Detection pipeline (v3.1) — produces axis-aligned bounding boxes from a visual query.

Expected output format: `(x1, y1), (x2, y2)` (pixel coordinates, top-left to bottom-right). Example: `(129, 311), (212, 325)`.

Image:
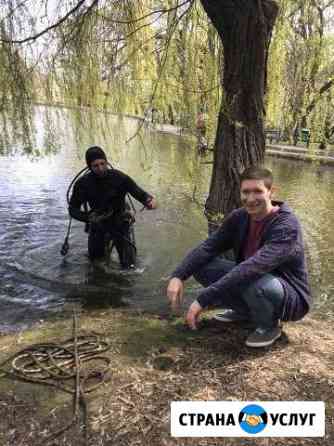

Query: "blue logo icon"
(239, 404), (268, 434)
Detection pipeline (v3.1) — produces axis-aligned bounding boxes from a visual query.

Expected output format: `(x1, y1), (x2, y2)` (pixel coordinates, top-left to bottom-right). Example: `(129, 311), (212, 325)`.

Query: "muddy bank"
(0, 309), (333, 446)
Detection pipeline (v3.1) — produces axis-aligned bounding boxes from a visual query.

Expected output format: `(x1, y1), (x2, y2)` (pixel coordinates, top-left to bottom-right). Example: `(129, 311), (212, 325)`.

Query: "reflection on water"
(0, 105), (333, 332)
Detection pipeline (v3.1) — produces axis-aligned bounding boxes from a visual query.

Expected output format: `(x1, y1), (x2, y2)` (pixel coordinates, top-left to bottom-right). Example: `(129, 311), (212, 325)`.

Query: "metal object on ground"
(0, 312), (111, 445)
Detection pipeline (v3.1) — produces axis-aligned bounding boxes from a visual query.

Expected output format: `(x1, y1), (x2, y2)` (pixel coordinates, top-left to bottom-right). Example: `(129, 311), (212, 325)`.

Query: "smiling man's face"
(240, 179), (273, 220)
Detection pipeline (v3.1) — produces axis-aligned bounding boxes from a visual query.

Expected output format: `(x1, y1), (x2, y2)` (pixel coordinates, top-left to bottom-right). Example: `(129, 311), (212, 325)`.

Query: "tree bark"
(200, 0), (279, 228)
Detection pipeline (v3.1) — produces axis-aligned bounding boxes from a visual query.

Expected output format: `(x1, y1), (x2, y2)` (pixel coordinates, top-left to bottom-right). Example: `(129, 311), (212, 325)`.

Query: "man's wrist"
(170, 274), (187, 283)
(170, 268), (189, 281)
(193, 300), (203, 309)
(169, 275), (183, 281)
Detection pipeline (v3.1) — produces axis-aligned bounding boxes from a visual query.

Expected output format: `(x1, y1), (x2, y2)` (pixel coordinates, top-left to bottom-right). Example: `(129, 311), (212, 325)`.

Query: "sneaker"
(245, 326), (282, 348)
(213, 310), (248, 323)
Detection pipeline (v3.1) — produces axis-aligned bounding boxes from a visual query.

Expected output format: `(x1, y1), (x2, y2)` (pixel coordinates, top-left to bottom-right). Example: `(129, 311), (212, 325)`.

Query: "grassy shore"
(0, 308), (333, 445)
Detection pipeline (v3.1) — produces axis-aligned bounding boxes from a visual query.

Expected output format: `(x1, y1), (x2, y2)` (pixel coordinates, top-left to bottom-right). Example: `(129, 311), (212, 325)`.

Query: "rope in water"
(0, 311), (111, 444)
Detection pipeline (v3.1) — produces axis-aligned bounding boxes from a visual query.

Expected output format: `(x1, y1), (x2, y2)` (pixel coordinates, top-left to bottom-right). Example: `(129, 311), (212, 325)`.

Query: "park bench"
(265, 128), (281, 144)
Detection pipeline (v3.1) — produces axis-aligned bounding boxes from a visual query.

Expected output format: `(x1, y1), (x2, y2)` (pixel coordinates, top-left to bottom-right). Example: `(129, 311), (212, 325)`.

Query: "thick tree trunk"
(200, 0), (279, 228)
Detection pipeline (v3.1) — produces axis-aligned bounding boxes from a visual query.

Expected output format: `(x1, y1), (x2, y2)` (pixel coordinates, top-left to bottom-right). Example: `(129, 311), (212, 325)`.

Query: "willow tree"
(264, 0), (334, 144)
(0, 0), (279, 219)
(199, 0), (279, 224)
(0, 27), (34, 153)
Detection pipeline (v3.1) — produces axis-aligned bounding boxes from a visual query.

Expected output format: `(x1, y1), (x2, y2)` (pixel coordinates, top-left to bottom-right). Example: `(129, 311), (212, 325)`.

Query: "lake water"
(0, 105), (333, 332)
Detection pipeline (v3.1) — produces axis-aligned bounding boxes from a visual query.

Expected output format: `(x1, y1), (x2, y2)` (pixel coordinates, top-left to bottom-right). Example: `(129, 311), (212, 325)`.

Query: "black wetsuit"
(69, 169), (152, 266)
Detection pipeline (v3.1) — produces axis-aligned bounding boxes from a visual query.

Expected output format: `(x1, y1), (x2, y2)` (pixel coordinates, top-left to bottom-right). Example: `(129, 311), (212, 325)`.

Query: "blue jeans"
(193, 257), (285, 329)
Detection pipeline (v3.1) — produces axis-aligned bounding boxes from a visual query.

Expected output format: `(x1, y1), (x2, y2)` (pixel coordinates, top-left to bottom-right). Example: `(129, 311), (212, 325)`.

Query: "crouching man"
(167, 166), (311, 347)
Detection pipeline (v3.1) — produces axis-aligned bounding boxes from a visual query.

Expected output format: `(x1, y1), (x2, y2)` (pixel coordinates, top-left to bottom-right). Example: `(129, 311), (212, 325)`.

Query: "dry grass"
(0, 310), (333, 445)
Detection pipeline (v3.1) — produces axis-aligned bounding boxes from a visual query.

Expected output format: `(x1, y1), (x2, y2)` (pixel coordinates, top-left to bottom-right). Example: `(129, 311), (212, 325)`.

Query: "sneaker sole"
(245, 331), (282, 348)
(213, 315), (247, 323)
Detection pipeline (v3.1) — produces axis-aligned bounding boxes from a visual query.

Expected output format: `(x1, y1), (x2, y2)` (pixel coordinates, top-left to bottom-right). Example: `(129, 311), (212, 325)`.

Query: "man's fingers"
(170, 294), (182, 311)
(186, 301), (202, 330)
(167, 279), (184, 309)
(186, 311), (197, 330)
(168, 294), (178, 307)
(167, 291), (178, 309)
(167, 288), (178, 303)
(186, 307), (196, 329)
(146, 197), (157, 210)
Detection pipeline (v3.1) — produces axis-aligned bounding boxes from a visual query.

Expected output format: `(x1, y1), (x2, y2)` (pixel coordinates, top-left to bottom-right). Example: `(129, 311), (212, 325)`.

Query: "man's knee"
(246, 276), (284, 299)
(242, 276), (285, 320)
(193, 258), (235, 287)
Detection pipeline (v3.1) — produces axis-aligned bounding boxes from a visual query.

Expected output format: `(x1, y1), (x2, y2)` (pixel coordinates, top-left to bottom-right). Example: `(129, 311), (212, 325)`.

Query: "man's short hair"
(240, 166), (273, 189)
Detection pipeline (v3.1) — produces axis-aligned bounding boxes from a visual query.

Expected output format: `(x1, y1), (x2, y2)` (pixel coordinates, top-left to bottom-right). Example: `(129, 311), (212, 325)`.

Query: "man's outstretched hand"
(167, 279), (203, 329)
(146, 197), (157, 209)
(186, 301), (203, 330)
(167, 277), (184, 310)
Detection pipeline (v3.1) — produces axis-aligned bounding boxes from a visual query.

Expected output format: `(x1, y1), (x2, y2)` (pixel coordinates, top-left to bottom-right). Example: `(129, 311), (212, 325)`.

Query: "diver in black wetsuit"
(69, 146), (157, 268)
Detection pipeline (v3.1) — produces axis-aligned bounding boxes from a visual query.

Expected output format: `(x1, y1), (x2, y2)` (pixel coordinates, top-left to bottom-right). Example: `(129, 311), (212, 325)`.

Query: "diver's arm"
(123, 174), (155, 208)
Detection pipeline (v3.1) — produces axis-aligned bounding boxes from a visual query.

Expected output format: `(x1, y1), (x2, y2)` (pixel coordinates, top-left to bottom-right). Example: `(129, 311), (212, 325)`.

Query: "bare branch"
(102, 11), (165, 45)
(305, 76), (334, 116)
(0, 0), (98, 44)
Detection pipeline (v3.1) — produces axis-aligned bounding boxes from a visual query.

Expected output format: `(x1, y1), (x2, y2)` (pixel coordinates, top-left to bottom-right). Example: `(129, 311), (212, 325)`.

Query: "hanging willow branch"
(126, 0), (196, 143)
(0, 0), (97, 44)
(99, 0), (193, 25)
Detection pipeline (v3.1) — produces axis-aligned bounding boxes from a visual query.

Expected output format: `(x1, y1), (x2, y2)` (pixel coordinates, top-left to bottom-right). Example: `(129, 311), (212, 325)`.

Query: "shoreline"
(266, 143), (334, 166)
(32, 101), (334, 165)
